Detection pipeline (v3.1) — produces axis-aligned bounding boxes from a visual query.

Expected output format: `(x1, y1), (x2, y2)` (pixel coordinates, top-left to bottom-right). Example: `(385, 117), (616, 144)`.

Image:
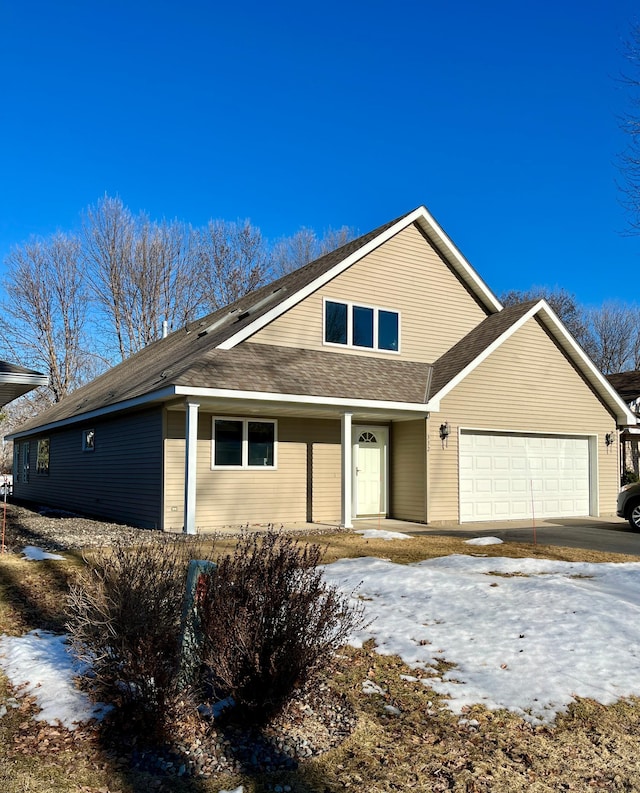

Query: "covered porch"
(167, 393), (430, 534)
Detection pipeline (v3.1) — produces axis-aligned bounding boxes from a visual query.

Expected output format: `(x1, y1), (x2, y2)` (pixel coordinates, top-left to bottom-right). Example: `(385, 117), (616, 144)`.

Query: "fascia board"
(534, 302), (638, 426)
(0, 373), (48, 386)
(431, 303), (542, 404)
(218, 206), (501, 351)
(413, 208), (503, 313)
(431, 299), (637, 426)
(5, 384), (432, 442)
(173, 385), (429, 413)
(5, 386), (179, 440)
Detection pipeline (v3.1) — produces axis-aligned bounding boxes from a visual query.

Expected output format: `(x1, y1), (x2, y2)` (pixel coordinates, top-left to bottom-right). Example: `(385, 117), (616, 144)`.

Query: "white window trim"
(211, 417), (278, 470)
(322, 297), (401, 354)
(36, 438), (50, 475)
(82, 428), (95, 452)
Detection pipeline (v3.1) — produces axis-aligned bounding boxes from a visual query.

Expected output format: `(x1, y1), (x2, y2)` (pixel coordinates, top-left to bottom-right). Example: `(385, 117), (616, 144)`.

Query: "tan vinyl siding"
(164, 412), (341, 529)
(427, 317), (619, 523)
(13, 408), (163, 529)
(250, 224), (488, 363)
(390, 419), (427, 521)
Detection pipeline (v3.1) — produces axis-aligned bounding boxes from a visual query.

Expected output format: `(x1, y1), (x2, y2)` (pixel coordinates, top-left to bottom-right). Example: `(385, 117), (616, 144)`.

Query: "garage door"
(459, 431), (591, 522)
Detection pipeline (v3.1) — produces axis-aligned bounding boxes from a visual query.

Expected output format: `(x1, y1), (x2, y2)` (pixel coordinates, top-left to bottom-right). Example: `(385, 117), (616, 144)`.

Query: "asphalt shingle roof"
(429, 301), (538, 398)
(14, 211), (422, 433)
(606, 371), (640, 403)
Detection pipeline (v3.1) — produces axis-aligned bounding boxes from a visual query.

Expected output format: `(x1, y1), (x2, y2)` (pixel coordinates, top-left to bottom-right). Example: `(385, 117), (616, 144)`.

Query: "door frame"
(352, 425), (389, 517)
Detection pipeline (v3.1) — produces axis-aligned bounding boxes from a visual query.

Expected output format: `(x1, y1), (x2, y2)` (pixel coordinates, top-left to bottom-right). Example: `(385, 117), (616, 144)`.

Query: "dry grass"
(2, 531), (640, 792)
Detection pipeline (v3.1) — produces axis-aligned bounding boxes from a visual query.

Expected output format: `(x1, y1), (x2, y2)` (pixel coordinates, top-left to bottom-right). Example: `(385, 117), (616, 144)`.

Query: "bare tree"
(270, 226), (355, 278)
(619, 23), (640, 232)
(84, 196), (205, 359)
(83, 195), (136, 361)
(0, 234), (94, 403)
(196, 219), (270, 311)
(500, 287), (591, 349)
(585, 301), (640, 374)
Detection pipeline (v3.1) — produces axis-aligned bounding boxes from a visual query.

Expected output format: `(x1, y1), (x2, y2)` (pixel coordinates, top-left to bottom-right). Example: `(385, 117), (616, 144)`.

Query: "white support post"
(184, 399), (200, 535)
(341, 412), (353, 529)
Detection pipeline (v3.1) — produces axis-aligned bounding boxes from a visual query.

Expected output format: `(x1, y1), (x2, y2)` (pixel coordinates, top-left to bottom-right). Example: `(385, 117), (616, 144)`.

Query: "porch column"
(184, 399), (200, 535)
(341, 412), (353, 529)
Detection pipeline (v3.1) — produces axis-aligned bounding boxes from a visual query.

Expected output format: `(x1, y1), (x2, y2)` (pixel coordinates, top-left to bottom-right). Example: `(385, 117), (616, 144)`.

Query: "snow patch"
(464, 537), (503, 546)
(0, 630), (110, 729)
(21, 546), (65, 561)
(355, 529), (412, 541)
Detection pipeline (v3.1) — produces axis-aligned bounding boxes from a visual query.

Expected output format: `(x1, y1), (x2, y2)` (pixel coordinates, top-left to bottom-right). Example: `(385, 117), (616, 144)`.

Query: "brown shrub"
(66, 538), (211, 739)
(198, 531), (365, 724)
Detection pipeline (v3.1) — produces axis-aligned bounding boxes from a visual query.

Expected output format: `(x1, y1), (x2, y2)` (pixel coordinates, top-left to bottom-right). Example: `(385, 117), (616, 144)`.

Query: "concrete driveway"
(354, 516), (640, 557)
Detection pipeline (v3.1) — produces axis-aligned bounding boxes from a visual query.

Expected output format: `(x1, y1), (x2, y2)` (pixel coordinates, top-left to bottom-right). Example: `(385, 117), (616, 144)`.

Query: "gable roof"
(606, 371), (640, 404)
(0, 361), (48, 408)
(8, 205), (502, 438)
(216, 205), (502, 350)
(427, 300), (636, 425)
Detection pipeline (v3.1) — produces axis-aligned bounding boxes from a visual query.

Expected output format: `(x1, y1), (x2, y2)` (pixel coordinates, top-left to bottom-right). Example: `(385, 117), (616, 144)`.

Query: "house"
(605, 371), (640, 480)
(6, 207), (635, 531)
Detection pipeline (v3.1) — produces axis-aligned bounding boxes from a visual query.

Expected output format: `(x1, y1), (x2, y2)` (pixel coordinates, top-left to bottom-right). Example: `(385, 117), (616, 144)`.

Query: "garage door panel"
(459, 431), (590, 522)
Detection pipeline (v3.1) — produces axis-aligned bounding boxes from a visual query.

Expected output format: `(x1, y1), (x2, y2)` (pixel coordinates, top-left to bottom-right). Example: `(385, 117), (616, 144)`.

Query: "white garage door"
(459, 431), (591, 522)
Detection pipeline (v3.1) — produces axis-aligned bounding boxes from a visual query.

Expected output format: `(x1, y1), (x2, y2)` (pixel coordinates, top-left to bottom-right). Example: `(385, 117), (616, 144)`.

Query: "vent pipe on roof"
(162, 320), (168, 338)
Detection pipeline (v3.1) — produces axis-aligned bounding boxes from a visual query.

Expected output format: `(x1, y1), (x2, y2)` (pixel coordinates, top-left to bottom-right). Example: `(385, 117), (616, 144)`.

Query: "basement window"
(212, 418), (277, 469)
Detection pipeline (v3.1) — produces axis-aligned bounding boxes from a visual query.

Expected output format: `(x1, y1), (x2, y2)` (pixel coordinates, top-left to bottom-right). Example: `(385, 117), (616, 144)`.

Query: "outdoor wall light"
(439, 422), (450, 448)
(605, 432), (614, 448)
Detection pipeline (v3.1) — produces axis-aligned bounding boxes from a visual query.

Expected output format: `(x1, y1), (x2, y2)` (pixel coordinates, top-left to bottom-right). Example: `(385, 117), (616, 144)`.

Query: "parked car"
(617, 481), (640, 529)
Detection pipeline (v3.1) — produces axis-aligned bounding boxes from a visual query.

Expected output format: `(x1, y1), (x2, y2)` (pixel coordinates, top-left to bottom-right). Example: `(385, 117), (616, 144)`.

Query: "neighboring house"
(0, 360), (48, 485)
(605, 371), (640, 480)
(6, 207), (635, 531)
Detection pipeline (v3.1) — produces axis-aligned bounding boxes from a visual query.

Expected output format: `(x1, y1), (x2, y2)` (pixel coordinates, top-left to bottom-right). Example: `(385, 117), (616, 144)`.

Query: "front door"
(354, 426), (388, 516)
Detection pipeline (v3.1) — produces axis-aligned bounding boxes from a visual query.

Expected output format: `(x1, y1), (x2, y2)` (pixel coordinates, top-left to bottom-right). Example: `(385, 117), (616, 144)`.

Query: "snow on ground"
(21, 546), (65, 561)
(323, 554), (640, 724)
(464, 536), (503, 546)
(0, 630), (109, 729)
(4, 553), (640, 729)
(355, 529), (412, 541)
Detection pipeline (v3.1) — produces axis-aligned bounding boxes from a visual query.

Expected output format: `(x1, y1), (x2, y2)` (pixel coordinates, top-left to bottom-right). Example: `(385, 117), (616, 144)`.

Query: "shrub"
(66, 538), (209, 739)
(622, 468), (640, 485)
(198, 531), (365, 724)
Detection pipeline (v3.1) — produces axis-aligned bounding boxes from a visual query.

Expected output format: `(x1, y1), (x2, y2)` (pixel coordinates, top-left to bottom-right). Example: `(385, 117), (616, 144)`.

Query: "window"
(324, 300), (399, 352)
(83, 429), (95, 452)
(212, 418), (276, 469)
(13, 445), (19, 484)
(22, 442), (30, 483)
(36, 439), (50, 475)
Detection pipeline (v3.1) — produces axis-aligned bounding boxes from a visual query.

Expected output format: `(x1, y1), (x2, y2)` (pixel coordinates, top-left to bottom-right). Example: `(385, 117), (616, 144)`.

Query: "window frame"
(211, 417), (278, 470)
(82, 429), (95, 452)
(322, 298), (400, 353)
(21, 441), (30, 483)
(36, 438), (50, 475)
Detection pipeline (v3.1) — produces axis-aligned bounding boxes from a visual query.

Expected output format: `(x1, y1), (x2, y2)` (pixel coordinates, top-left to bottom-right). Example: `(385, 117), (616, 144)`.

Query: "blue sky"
(0, 0), (638, 306)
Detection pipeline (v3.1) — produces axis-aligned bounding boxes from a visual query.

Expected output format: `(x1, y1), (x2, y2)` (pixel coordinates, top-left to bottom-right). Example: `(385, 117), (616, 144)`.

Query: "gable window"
(36, 439), (50, 475)
(324, 300), (399, 352)
(212, 418), (276, 469)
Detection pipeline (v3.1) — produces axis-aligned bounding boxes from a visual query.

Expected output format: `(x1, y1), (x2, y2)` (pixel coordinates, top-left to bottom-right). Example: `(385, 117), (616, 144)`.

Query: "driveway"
(354, 516), (640, 557)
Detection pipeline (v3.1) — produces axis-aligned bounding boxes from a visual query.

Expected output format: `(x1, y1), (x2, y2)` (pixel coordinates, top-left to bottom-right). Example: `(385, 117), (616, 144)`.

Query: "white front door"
(354, 426), (388, 516)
